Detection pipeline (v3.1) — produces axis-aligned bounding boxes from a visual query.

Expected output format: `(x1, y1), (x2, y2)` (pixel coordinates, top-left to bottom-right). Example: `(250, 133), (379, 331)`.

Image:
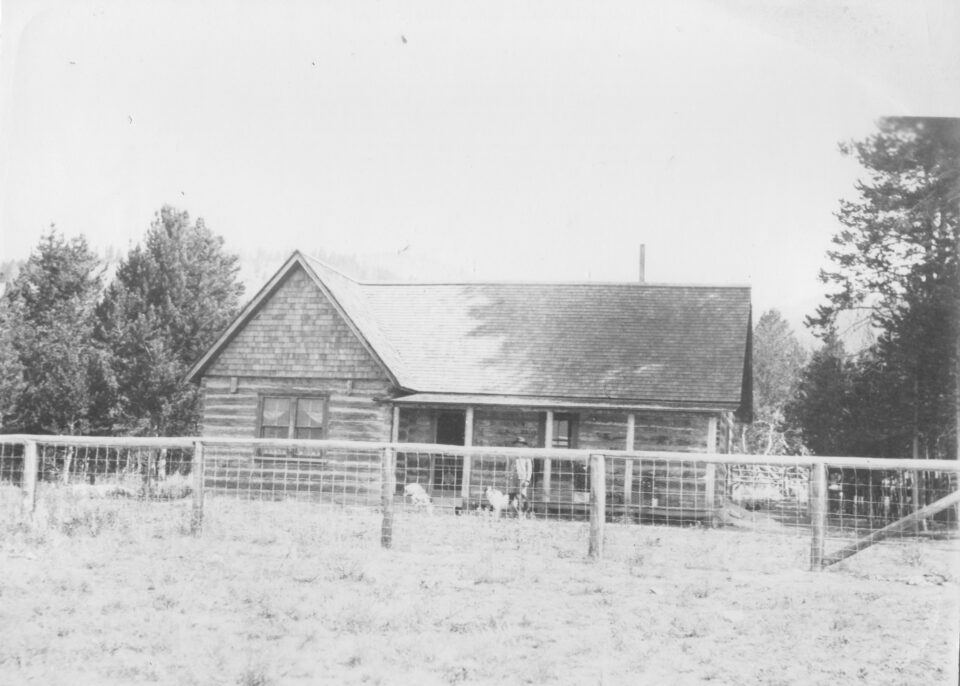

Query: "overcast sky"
(1, 0), (958, 340)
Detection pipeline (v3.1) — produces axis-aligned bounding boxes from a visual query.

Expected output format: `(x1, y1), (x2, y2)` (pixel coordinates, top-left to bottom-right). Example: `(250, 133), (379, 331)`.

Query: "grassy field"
(0, 490), (958, 685)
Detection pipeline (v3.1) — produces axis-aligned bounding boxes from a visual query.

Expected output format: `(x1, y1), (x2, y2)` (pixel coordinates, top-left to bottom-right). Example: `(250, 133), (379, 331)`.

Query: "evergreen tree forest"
(0, 207), (244, 436)
(788, 117), (959, 460)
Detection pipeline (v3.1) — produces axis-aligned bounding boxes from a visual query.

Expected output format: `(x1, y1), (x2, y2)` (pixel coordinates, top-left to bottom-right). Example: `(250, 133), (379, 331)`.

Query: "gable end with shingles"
(186, 255), (397, 384)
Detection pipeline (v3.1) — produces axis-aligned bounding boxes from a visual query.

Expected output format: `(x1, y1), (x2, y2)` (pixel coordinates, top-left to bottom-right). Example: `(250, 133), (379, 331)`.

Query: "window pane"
(296, 398), (325, 428)
(260, 426), (288, 439)
(261, 397), (291, 427)
(553, 419), (570, 448)
(294, 427), (324, 440)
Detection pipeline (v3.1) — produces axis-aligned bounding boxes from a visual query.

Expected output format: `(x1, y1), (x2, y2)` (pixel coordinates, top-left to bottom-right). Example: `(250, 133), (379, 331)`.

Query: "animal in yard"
(483, 486), (510, 517)
(503, 453), (534, 518)
(404, 482), (434, 515)
(509, 479), (531, 518)
(509, 489), (529, 517)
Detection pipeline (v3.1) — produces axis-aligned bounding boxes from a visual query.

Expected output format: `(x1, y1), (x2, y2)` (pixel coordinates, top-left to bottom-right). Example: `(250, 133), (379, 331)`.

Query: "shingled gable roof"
(188, 252), (753, 414)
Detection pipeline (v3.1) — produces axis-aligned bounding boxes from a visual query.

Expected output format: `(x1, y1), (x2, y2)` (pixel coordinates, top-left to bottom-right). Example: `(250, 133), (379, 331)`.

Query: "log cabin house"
(186, 251), (752, 520)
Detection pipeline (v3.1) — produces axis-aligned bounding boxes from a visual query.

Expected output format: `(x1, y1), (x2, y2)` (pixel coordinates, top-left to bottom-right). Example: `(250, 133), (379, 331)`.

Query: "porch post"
(543, 410), (554, 499)
(391, 405), (400, 443)
(624, 413), (635, 507)
(706, 416), (718, 453)
(461, 407), (474, 499)
(705, 416), (719, 516)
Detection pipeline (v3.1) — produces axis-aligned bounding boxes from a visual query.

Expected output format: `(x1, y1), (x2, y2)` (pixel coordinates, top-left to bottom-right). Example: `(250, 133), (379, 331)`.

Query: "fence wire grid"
(1, 436), (958, 572)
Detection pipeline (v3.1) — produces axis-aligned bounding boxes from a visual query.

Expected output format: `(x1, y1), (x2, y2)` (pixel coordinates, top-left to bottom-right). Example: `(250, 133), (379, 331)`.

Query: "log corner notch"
(817, 488), (960, 570)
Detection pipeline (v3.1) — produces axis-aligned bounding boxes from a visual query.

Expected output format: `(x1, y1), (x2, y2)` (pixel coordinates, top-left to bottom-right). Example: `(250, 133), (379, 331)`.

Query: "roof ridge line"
(299, 252), (359, 284)
(356, 280), (752, 289)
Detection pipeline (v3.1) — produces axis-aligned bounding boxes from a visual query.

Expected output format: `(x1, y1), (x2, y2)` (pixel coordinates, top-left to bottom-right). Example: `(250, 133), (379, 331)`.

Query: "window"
(552, 413), (578, 448)
(551, 413), (588, 493)
(259, 396), (327, 439)
(433, 410), (465, 491)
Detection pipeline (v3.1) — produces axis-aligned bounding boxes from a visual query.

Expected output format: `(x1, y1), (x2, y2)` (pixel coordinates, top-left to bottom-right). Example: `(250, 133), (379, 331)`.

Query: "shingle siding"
(207, 265), (386, 380)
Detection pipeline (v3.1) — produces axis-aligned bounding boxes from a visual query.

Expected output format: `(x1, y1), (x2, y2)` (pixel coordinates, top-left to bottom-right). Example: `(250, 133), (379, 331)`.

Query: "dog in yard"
(403, 482), (434, 515)
(482, 485), (531, 518)
(483, 486), (510, 517)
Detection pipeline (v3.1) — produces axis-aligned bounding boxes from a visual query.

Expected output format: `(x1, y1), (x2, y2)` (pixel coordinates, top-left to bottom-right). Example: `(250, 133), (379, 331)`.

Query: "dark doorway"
(434, 410), (465, 492)
(435, 410), (466, 445)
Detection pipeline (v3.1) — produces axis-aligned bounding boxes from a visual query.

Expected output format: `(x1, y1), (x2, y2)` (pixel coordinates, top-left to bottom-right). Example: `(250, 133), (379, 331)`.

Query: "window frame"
(552, 412), (579, 449)
(256, 394), (329, 441)
(548, 412), (588, 493)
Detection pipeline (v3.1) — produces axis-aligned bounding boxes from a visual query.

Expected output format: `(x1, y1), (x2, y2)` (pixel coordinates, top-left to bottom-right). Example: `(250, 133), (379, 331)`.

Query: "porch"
(390, 398), (730, 522)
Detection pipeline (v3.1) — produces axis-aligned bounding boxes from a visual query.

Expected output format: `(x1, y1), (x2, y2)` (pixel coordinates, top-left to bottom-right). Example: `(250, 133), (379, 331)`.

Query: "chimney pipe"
(638, 244), (646, 283)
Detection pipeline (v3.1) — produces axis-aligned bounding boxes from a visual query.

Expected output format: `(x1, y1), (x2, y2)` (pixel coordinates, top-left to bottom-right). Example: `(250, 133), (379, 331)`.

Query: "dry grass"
(0, 490), (958, 685)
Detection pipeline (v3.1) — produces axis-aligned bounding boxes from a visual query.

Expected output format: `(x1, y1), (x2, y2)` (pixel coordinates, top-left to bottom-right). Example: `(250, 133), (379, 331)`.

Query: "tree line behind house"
(0, 207), (245, 436)
(748, 117), (958, 461)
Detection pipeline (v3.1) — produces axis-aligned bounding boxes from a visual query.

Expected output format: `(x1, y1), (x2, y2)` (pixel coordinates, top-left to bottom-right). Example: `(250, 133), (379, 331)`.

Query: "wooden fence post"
(809, 462), (827, 570)
(191, 441), (205, 534)
(144, 449), (155, 498)
(588, 454), (606, 560)
(911, 469), (926, 532)
(381, 447), (397, 549)
(543, 410), (554, 501)
(624, 414), (635, 509)
(461, 407), (474, 501)
(623, 459), (634, 509)
(704, 463), (716, 511)
(22, 440), (38, 515)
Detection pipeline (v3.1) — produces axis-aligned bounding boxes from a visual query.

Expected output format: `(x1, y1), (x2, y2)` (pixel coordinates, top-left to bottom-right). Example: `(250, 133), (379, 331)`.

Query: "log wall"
(200, 375), (392, 500)
(202, 446), (382, 506)
(472, 408), (542, 447)
(200, 376), (392, 441)
(396, 408), (435, 444)
(629, 411), (711, 452)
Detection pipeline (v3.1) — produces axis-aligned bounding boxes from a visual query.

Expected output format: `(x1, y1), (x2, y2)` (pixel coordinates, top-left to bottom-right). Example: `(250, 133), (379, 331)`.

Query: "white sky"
(1, 0), (958, 341)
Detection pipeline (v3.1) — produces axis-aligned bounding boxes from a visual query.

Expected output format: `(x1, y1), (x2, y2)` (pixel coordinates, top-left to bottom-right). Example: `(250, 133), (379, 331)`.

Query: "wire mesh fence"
(0, 437), (197, 538)
(2, 435), (958, 572)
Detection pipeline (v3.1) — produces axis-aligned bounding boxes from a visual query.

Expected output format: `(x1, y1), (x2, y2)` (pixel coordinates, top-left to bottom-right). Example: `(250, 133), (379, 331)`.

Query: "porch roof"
(389, 392), (732, 413)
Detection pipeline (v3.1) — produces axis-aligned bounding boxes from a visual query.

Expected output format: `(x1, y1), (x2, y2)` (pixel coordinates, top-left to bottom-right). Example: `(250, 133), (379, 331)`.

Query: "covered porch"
(388, 393), (733, 521)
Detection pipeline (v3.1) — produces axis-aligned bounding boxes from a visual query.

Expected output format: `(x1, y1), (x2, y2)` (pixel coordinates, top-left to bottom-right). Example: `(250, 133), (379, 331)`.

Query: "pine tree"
(785, 333), (858, 456)
(96, 206), (244, 435)
(809, 117), (959, 459)
(740, 309), (807, 454)
(0, 230), (109, 433)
